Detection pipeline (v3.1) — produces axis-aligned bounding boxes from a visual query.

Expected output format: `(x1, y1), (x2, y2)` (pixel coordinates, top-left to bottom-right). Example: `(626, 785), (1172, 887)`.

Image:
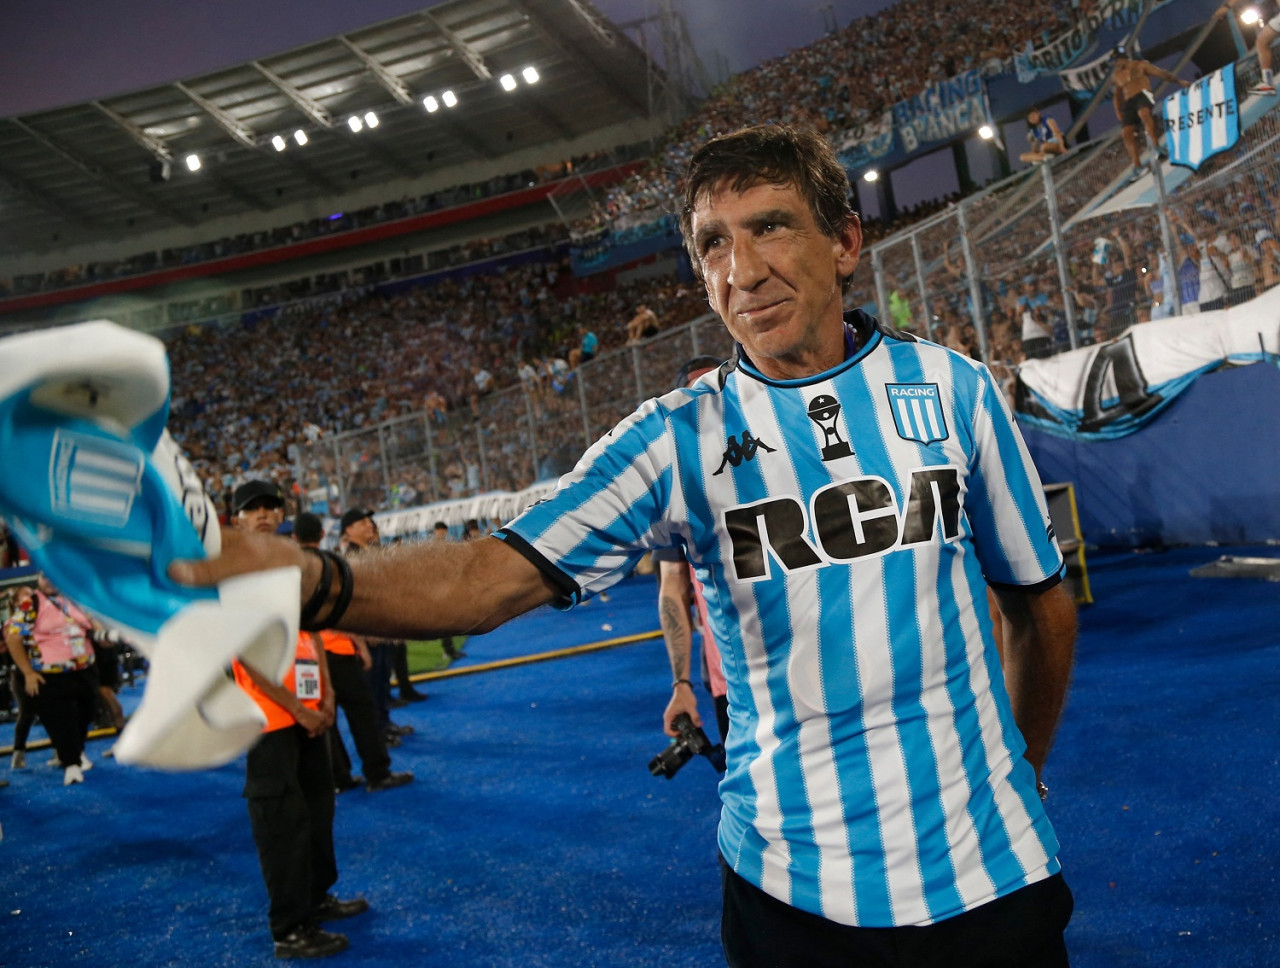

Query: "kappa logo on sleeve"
(886, 384), (949, 444)
(713, 430), (776, 475)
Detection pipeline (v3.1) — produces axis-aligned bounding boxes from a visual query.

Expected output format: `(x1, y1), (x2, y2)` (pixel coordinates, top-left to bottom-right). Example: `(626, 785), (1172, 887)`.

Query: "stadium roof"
(0, 0), (661, 260)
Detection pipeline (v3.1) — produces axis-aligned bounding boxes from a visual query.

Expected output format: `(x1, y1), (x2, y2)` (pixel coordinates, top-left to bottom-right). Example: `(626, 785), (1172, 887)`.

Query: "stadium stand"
(1, 0), (1272, 521)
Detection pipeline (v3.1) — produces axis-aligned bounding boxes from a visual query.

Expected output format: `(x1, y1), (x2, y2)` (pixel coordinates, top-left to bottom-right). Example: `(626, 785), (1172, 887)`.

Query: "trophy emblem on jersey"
(807, 394), (852, 461)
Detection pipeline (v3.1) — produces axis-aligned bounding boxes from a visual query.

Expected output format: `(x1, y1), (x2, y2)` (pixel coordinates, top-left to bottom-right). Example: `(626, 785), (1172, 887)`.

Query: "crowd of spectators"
(165, 243), (708, 517)
(0, 145), (643, 300)
(576, 0), (1085, 237)
(11, 0), (1277, 519)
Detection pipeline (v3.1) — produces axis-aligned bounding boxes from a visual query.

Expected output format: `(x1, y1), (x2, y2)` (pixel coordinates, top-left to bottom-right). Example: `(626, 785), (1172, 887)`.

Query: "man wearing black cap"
(339, 510), (418, 746)
(294, 513), (413, 795)
(231, 482), (368, 960)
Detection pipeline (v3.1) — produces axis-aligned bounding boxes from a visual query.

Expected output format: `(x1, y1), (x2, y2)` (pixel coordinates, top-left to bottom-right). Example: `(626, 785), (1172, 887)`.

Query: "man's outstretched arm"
(172, 529), (562, 640)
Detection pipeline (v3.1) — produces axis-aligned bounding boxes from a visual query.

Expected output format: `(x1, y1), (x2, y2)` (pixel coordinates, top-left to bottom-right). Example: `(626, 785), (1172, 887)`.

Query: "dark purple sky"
(0, 0), (899, 117)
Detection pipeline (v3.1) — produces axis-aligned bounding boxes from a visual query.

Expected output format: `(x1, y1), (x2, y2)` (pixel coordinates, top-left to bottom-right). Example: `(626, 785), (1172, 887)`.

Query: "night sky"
(1, 0), (900, 117)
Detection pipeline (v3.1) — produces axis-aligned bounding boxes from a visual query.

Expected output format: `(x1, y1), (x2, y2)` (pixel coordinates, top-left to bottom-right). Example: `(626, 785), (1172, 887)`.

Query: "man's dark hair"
(679, 124), (856, 287)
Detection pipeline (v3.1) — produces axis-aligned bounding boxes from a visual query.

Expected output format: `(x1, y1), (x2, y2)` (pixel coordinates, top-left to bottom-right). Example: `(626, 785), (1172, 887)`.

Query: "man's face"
(344, 516), (378, 547)
(236, 499), (284, 534)
(433, 526), (449, 542)
(690, 180), (860, 380)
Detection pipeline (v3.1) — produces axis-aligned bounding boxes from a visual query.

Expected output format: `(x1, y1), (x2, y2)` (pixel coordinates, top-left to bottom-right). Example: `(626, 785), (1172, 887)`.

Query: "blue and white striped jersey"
(497, 311), (1066, 928)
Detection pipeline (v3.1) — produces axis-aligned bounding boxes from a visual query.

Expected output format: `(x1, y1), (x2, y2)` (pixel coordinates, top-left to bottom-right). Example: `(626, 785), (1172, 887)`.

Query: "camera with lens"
(649, 712), (726, 779)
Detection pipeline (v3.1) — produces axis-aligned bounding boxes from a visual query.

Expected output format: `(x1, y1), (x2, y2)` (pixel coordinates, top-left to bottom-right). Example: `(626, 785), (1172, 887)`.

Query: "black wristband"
(300, 549), (354, 632)
(673, 678), (694, 690)
(299, 548), (333, 628)
(321, 552), (355, 631)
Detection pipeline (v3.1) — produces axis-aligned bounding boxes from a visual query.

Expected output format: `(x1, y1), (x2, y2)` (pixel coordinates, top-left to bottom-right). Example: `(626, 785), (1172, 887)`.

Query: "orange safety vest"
(233, 632), (324, 733)
(318, 629), (357, 656)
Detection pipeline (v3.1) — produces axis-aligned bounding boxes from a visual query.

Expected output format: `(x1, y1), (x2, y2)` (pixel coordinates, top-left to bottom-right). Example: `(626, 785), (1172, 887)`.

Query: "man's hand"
(295, 704), (329, 739)
(169, 527), (317, 595)
(663, 683), (702, 737)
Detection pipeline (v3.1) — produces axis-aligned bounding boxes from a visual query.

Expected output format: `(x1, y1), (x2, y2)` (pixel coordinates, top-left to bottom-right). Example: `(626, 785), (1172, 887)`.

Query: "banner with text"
(1163, 64), (1240, 170)
(1059, 47), (1122, 101)
(892, 70), (992, 155)
(834, 112), (896, 169)
(1015, 282), (1280, 439)
(1014, 0), (1171, 81)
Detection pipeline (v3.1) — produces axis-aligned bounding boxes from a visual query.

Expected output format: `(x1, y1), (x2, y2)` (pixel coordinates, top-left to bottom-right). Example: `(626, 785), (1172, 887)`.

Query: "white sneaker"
(79, 753), (93, 771)
(48, 753), (62, 768)
(63, 764), (84, 786)
(1251, 83), (1276, 95)
(10, 751), (25, 770)
(103, 744), (116, 760)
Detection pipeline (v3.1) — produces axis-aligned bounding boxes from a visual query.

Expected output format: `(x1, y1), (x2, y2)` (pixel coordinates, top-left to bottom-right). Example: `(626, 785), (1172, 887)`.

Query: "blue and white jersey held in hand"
(497, 311), (1065, 928)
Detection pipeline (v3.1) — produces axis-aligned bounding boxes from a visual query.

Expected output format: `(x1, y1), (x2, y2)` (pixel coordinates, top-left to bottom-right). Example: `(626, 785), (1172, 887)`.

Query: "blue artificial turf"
(1, 548), (1277, 967)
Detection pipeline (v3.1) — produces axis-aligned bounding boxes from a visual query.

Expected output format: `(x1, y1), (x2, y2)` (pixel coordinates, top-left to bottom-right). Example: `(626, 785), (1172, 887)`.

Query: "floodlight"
(294, 129), (308, 146)
(272, 135), (287, 151)
(184, 153), (201, 172)
(978, 124), (995, 140)
(522, 66), (539, 84)
(348, 115), (364, 133)
(364, 111), (379, 128)
(501, 74), (518, 92)
(424, 95), (439, 113)
(863, 170), (879, 183)
(1242, 7), (1260, 23)
(442, 90), (458, 108)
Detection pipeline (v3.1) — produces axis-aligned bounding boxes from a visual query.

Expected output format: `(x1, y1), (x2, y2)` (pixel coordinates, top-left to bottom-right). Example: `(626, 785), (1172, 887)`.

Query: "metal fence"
(299, 59), (1280, 514)
(294, 312), (737, 514)
(852, 54), (1280, 407)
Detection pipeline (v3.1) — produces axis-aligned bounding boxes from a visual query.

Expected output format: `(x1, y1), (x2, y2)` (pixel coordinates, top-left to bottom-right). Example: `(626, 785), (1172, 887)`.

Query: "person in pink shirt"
(3, 575), (99, 785)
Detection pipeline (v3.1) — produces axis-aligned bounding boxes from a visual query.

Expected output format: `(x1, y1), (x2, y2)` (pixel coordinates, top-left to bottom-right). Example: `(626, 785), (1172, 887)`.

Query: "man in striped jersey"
(177, 124), (1077, 966)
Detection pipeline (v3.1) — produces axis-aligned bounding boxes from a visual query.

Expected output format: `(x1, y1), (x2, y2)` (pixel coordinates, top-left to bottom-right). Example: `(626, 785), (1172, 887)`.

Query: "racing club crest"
(886, 383), (949, 444)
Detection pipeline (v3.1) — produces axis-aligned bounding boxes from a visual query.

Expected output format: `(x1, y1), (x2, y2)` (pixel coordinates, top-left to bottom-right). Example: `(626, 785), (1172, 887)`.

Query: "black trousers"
(326, 652), (391, 783)
(32, 666), (98, 765)
(9, 667), (36, 751)
(390, 640), (421, 697)
(365, 643), (393, 732)
(721, 857), (1072, 968)
(244, 725), (338, 940)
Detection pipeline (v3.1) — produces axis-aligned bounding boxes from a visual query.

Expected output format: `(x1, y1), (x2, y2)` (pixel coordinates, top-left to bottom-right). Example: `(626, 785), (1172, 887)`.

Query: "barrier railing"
(298, 58), (1280, 514)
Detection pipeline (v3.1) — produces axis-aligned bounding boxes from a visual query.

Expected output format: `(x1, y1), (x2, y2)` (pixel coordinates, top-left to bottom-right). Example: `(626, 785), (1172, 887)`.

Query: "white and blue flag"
(1163, 64), (1240, 171)
(0, 321), (298, 769)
